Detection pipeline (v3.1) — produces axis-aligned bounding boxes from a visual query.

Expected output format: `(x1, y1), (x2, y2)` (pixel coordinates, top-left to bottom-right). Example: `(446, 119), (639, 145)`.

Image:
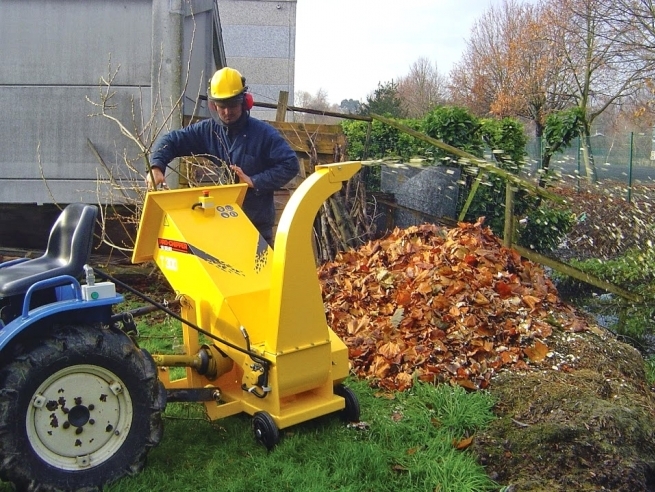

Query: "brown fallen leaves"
(318, 218), (589, 392)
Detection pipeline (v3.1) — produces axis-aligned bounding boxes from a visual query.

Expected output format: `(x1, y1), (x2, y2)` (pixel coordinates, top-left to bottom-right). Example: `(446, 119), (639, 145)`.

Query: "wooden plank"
(268, 121), (344, 134)
(274, 130), (346, 143)
(276, 91), (289, 122)
(267, 120), (347, 175)
(276, 130), (345, 143)
(286, 141), (344, 154)
(274, 189), (292, 219)
(268, 122), (346, 154)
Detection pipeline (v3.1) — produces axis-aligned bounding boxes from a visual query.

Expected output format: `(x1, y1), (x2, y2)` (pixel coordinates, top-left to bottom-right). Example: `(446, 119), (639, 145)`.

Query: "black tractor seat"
(0, 203), (98, 298)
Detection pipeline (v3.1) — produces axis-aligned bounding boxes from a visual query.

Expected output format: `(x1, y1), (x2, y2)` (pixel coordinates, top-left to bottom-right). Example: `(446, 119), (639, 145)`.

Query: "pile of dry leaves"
(318, 218), (589, 392)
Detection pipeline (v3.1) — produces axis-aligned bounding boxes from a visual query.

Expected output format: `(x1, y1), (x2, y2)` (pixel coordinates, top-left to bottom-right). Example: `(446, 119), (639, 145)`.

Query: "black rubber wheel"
(334, 384), (360, 422)
(0, 324), (166, 492)
(252, 411), (280, 450)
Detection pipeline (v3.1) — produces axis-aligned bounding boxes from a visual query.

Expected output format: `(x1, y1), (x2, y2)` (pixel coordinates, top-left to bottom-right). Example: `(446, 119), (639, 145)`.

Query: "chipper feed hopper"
(132, 161), (362, 447)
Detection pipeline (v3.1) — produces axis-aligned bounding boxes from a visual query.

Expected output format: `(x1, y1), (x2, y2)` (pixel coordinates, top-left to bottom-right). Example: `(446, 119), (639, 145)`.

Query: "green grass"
(0, 377), (500, 492)
(104, 378), (499, 492)
(645, 356), (655, 385)
(0, 305), (501, 492)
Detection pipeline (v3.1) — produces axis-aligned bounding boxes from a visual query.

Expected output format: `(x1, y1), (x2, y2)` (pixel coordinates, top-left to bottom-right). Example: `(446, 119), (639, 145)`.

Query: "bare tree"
(611, 0), (655, 60)
(449, 0), (572, 138)
(611, 0), (655, 121)
(293, 89), (342, 124)
(396, 57), (448, 118)
(294, 90), (325, 110)
(543, 0), (655, 182)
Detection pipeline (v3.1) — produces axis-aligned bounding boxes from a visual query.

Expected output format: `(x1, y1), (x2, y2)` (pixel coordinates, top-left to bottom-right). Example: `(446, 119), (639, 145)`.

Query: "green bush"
(342, 107), (575, 249)
(564, 248), (655, 294)
(342, 118), (427, 162)
(422, 106), (483, 164)
(518, 206), (576, 254)
(458, 117), (529, 236)
(480, 117), (527, 169)
(342, 120), (369, 160)
(552, 248), (655, 352)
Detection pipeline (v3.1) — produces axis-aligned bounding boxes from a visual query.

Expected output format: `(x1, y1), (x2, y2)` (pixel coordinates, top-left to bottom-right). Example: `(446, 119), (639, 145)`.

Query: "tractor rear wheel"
(0, 324), (165, 491)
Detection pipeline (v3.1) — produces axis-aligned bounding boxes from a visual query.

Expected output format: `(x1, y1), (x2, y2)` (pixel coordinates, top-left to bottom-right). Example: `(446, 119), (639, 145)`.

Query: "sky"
(294, 0), (498, 105)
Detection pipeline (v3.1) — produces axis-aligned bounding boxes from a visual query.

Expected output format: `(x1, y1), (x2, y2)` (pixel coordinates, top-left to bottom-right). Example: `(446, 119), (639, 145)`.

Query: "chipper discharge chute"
(132, 161), (362, 447)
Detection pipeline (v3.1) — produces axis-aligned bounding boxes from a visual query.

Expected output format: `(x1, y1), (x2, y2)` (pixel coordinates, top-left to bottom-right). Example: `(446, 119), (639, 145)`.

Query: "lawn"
(103, 378), (498, 492)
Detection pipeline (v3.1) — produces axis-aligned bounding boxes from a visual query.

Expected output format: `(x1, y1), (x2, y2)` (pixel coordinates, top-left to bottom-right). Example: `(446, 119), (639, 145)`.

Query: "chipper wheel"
(334, 384), (360, 423)
(0, 324), (166, 491)
(252, 411), (280, 450)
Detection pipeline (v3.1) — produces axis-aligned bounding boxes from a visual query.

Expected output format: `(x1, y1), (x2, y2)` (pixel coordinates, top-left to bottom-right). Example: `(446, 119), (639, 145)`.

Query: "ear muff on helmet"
(243, 92), (254, 111)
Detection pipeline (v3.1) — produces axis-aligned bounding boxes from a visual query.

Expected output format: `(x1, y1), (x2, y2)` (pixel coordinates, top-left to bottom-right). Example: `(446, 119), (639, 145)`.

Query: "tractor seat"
(0, 203), (98, 298)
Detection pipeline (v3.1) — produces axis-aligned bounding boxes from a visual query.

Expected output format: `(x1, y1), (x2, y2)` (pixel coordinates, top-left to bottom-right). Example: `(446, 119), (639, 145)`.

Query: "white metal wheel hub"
(26, 364), (133, 470)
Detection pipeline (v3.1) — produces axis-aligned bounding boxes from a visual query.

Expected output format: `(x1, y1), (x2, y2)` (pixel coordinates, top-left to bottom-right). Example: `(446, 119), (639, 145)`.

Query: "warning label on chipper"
(157, 238), (190, 253)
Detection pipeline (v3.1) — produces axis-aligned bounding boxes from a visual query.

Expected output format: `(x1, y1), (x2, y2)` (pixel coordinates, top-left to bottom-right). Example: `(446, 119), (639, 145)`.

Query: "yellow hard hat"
(208, 67), (246, 101)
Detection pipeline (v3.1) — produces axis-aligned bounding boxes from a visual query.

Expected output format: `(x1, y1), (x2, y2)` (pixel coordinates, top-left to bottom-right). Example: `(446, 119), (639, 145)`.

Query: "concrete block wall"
(217, 0), (296, 120)
(0, 0), (297, 207)
(0, 0), (154, 205)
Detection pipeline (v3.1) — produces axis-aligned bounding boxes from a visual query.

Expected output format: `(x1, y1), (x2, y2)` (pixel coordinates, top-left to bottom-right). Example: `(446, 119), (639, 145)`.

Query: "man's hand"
(146, 167), (167, 191)
(230, 165), (254, 188)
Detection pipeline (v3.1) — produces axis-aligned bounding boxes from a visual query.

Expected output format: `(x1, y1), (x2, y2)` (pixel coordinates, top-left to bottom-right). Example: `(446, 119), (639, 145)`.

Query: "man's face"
(210, 99), (243, 125)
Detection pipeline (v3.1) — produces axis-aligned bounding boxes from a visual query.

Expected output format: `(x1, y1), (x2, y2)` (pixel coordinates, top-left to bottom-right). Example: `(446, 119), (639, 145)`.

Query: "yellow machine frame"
(132, 161), (361, 429)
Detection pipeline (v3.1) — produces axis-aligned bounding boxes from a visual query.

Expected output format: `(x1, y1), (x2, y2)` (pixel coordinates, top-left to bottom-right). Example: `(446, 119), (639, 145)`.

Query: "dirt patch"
(474, 324), (655, 491)
(314, 212), (655, 490)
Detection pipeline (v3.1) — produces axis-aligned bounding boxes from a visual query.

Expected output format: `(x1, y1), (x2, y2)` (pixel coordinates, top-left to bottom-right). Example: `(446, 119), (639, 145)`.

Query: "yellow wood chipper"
(0, 161), (361, 491)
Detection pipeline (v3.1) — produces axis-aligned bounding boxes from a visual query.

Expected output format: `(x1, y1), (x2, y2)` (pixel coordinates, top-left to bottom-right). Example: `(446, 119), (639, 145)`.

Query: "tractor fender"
(0, 275), (122, 352)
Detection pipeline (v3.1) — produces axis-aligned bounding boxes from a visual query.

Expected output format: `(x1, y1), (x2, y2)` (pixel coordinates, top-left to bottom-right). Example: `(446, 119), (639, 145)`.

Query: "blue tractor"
(0, 203), (165, 491)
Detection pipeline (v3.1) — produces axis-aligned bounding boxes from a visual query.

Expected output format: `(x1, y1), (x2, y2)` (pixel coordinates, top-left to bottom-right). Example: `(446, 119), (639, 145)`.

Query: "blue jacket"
(150, 115), (299, 242)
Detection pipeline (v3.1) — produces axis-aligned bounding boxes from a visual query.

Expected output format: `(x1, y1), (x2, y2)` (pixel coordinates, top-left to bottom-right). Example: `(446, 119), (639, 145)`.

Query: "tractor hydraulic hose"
(109, 299), (181, 324)
(93, 268), (272, 369)
(239, 326), (251, 351)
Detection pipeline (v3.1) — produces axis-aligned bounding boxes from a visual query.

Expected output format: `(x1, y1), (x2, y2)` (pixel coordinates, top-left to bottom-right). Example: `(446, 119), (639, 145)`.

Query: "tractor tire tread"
(0, 324), (164, 492)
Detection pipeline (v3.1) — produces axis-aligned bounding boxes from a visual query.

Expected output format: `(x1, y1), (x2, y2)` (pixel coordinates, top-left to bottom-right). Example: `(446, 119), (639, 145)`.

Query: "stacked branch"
(311, 143), (376, 263)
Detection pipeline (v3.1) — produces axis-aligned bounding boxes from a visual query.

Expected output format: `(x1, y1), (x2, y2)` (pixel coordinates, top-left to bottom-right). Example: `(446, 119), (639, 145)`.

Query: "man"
(146, 67), (299, 245)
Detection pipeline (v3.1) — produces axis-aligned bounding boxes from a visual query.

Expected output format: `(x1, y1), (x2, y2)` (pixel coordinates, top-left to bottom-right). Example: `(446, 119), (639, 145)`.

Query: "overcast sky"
(294, 0), (499, 105)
